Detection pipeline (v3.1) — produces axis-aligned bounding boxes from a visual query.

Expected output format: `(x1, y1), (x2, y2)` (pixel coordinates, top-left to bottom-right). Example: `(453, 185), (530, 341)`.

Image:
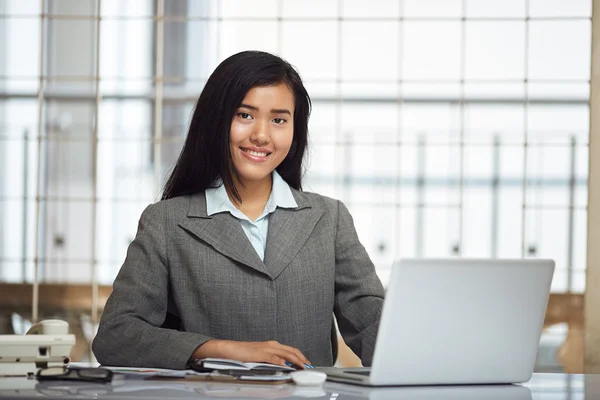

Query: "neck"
(229, 174), (273, 207)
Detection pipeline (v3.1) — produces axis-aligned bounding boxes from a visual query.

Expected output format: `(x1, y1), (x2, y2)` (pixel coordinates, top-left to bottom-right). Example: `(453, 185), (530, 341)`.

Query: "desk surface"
(0, 372), (594, 399)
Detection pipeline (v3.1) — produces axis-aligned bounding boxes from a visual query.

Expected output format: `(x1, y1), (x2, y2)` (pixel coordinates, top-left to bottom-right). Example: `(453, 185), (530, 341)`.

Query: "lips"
(240, 147), (272, 157)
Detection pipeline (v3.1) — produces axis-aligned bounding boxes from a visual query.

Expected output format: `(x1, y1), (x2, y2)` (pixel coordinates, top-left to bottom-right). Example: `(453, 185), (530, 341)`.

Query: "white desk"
(0, 372), (592, 399)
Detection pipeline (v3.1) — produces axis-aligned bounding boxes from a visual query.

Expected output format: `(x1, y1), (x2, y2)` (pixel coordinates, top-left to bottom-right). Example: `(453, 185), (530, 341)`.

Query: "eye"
(237, 112), (253, 120)
(272, 118), (286, 125)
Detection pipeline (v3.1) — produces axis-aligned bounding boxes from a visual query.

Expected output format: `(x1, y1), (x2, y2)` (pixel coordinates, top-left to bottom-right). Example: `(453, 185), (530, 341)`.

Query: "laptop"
(321, 258), (554, 386)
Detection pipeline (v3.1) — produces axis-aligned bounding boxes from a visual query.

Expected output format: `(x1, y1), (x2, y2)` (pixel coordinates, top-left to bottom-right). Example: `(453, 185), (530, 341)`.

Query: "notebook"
(189, 358), (295, 373)
(320, 258), (554, 386)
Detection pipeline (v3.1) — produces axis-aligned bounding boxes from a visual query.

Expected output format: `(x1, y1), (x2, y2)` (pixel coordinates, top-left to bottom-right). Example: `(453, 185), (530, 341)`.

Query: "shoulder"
(141, 193), (205, 222)
(291, 189), (355, 222)
(291, 189), (340, 211)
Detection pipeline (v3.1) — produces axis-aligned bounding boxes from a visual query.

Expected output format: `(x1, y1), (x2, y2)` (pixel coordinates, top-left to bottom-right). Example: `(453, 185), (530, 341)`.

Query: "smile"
(241, 148), (271, 157)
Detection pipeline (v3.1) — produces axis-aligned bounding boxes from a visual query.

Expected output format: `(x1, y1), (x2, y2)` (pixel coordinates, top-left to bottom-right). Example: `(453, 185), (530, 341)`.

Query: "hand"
(193, 339), (313, 369)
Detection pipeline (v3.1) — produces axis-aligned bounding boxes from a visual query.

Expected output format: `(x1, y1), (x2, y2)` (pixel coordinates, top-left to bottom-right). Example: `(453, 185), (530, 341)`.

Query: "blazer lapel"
(264, 201), (324, 280)
(178, 194), (271, 278)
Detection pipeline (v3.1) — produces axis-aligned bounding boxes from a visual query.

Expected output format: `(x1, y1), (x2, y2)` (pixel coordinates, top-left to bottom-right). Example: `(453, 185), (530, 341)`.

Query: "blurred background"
(0, 0), (592, 381)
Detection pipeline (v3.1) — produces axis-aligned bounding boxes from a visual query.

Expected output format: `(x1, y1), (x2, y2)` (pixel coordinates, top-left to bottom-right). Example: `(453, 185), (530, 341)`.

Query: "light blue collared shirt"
(205, 171), (298, 261)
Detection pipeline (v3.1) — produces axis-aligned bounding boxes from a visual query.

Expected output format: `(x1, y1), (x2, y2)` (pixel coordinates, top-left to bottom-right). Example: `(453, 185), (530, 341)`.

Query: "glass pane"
(403, 22), (461, 81)
(341, 0), (400, 18)
(308, 103), (337, 142)
(340, 103), (399, 144)
(528, 21), (591, 80)
(464, 144), (494, 179)
(400, 104), (462, 143)
(219, 21), (278, 60)
(45, 100), (95, 139)
(162, 102), (195, 138)
(164, 0), (219, 18)
(0, 200), (25, 266)
(281, 22), (338, 82)
(341, 22), (399, 81)
(0, 100), (38, 140)
(282, 0), (337, 18)
(97, 140), (154, 201)
(340, 82), (397, 100)
(404, 0), (463, 17)
(159, 139), (185, 187)
(100, 20), (153, 79)
(465, 22), (525, 81)
(96, 200), (148, 284)
(220, 0), (278, 18)
(0, 139), (27, 197)
(497, 187), (523, 258)
(527, 104), (589, 145)
(572, 210), (587, 273)
(347, 143), (399, 180)
(423, 144), (461, 204)
(500, 144), (525, 180)
(1, 199), (37, 283)
(164, 21), (219, 82)
(45, 139), (94, 199)
(463, 187), (492, 257)
(1, 18), (40, 78)
(422, 207), (460, 257)
(349, 204), (397, 271)
(526, 145), (570, 207)
(574, 145), (588, 207)
(465, 0), (525, 18)
(101, 0), (153, 17)
(524, 208), (568, 272)
(572, 270), (585, 293)
(465, 104), (525, 144)
(42, 200), (94, 275)
(0, 0), (41, 15)
(99, 100), (152, 140)
(304, 82), (337, 98)
(397, 207), (417, 260)
(549, 269), (568, 293)
(304, 142), (343, 198)
(48, 0), (97, 16)
(529, 0), (591, 17)
(47, 20), (98, 78)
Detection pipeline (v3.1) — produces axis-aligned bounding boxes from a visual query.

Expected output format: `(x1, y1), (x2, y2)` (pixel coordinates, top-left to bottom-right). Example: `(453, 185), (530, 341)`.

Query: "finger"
(272, 343), (312, 367)
(258, 353), (288, 367)
(267, 348), (310, 369)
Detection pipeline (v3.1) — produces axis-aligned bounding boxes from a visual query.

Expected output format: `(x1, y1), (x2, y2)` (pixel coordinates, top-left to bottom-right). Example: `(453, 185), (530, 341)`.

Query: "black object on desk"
(36, 367), (113, 383)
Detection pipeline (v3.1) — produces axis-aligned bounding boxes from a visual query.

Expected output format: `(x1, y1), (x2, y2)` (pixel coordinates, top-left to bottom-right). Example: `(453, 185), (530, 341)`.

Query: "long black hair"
(161, 51), (311, 202)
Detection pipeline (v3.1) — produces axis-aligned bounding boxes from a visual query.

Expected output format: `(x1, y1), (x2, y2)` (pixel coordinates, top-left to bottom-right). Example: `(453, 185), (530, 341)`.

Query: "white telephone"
(0, 319), (75, 377)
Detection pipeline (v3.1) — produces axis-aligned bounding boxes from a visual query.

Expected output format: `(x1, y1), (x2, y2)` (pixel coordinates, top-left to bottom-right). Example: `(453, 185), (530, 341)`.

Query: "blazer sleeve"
(92, 203), (213, 369)
(333, 200), (385, 366)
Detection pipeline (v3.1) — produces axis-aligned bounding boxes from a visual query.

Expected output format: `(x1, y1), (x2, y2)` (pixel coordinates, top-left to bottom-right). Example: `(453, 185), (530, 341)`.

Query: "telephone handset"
(26, 319), (70, 335)
(0, 319), (75, 377)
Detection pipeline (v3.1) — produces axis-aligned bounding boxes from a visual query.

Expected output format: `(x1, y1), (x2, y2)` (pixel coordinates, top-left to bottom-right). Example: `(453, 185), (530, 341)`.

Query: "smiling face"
(230, 84), (295, 188)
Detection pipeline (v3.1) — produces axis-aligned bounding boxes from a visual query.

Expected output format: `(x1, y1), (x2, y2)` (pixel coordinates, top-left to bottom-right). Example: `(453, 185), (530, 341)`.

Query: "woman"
(92, 51), (385, 370)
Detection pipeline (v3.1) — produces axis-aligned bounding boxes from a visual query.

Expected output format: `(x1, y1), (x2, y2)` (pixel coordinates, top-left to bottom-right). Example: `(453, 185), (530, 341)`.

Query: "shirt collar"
(205, 171), (298, 219)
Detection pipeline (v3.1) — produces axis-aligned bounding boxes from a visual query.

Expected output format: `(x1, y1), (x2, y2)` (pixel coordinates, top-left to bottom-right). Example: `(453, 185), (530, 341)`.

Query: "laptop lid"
(327, 258), (554, 386)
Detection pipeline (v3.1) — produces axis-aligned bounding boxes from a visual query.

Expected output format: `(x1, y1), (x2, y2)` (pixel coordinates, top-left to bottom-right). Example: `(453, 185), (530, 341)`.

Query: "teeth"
(244, 149), (268, 157)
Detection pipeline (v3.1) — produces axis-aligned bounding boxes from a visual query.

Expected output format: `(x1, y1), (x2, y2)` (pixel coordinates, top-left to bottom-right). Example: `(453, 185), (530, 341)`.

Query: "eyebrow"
(239, 103), (292, 116)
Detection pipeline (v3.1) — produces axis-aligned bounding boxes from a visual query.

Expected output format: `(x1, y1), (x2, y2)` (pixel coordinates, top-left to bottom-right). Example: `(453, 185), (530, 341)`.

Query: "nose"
(250, 119), (270, 146)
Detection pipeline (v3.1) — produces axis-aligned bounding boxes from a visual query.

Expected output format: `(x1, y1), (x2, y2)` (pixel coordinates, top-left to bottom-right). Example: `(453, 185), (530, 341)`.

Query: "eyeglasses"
(36, 367), (113, 383)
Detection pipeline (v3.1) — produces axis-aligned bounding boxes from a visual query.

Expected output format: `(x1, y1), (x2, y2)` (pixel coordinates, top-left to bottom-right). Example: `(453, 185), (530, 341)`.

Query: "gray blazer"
(92, 189), (385, 369)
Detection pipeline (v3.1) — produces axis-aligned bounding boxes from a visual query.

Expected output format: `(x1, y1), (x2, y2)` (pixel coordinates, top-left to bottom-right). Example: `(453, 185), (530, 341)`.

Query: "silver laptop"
(321, 258), (554, 386)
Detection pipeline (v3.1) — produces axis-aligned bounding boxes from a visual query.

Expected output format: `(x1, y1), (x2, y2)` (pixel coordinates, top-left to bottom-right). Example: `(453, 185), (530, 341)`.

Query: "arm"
(333, 200), (385, 366)
(92, 203), (212, 369)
